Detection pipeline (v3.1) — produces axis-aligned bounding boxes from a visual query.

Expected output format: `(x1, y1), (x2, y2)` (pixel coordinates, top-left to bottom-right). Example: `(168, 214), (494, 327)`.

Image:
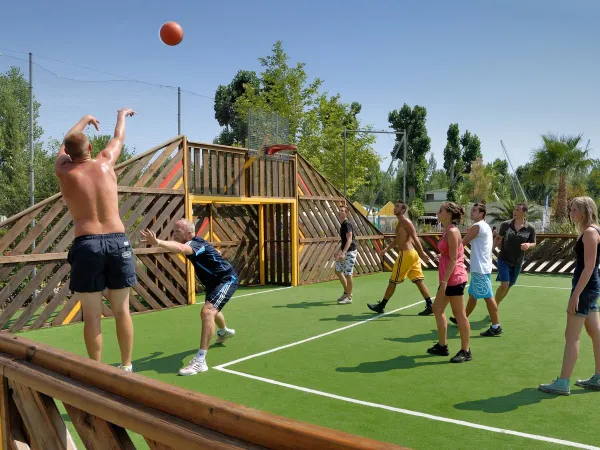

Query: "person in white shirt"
(450, 201), (502, 337)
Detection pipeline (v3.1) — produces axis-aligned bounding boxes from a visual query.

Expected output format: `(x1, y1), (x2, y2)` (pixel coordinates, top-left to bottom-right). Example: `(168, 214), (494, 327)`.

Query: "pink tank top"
(438, 225), (468, 286)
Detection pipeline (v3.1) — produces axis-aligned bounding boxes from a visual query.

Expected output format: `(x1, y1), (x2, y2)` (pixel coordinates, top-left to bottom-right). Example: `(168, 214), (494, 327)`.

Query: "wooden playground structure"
(0, 135), (583, 449)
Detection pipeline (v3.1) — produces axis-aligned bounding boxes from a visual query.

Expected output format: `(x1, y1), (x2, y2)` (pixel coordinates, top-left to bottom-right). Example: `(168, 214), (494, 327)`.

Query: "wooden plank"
(139, 256), (187, 305)
(1, 358), (266, 450)
(118, 153), (154, 186)
(211, 151), (218, 195)
(259, 158), (266, 197)
(269, 205), (276, 284)
(145, 438), (176, 450)
(218, 151), (225, 195)
(117, 187), (184, 195)
(276, 204), (283, 285)
(155, 255), (187, 292)
(232, 155), (240, 196)
(10, 264), (71, 333)
(130, 282), (163, 311)
(187, 142), (247, 155)
(239, 155), (246, 197)
(0, 193), (62, 229)
(0, 212), (40, 255)
(283, 203), (290, 285)
(194, 148), (201, 193)
(134, 266), (175, 308)
(134, 141), (180, 188)
(202, 149), (210, 194)
(65, 403), (136, 450)
(226, 153), (233, 194)
(278, 161), (285, 198)
(8, 380), (73, 450)
(0, 374), (11, 450)
(8, 201), (65, 257)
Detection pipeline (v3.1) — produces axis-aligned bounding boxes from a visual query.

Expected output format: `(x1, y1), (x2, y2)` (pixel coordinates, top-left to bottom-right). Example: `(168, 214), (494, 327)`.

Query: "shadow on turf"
(131, 345), (229, 374)
(336, 354), (448, 373)
(320, 313), (401, 322)
(454, 387), (589, 413)
(273, 301), (337, 309)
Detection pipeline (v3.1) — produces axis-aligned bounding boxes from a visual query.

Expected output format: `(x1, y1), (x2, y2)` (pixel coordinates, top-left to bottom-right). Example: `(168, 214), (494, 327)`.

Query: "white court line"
(512, 284), (571, 290)
(216, 367), (599, 450)
(214, 300), (424, 369)
(232, 286), (293, 299)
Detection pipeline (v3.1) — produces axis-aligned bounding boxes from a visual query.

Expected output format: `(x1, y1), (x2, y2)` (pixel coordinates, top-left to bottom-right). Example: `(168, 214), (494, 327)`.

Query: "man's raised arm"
(99, 108), (135, 165)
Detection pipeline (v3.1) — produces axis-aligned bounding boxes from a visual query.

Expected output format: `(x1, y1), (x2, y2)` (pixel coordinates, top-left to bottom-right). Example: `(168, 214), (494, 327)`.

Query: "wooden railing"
(187, 142), (296, 199)
(0, 334), (407, 450)
(382, 233), (579, 274)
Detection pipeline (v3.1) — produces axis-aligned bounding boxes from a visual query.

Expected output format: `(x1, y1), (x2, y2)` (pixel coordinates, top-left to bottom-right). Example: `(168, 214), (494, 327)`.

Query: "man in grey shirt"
(494, 203), (537, 306)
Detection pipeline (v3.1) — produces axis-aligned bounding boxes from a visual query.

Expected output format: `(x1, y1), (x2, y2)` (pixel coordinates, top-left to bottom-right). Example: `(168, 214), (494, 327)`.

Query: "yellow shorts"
(389, 249), (424, 284)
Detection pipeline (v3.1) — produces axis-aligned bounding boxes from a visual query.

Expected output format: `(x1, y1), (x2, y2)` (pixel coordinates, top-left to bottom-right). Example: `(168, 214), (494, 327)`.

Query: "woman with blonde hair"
(427, 202), (471, 363)
(539, 196), (600, 394)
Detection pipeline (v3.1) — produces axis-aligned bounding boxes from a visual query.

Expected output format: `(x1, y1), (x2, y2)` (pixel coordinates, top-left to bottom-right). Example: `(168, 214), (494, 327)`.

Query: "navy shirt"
(340, 220), (357, 252)
(185, 237), (236, 289)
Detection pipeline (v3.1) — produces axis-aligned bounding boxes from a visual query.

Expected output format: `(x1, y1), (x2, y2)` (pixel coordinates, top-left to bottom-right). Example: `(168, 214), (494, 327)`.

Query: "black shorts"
(205, 274), (239, 311)
(68, 233), (137, 293)
(439, 282), (467, 297)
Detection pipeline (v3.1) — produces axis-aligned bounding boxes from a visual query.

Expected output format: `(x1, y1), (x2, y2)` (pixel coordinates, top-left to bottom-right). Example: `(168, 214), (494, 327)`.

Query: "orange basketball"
(160, 22), (184, 46)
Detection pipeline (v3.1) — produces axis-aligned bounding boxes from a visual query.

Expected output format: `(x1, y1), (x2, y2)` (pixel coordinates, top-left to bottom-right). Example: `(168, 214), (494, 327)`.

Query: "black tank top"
(573, 226), (600, 291)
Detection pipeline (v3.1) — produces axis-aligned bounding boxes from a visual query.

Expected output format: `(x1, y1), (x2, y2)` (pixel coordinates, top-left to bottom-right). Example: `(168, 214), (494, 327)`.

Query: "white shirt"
(469, 220), (493, 274)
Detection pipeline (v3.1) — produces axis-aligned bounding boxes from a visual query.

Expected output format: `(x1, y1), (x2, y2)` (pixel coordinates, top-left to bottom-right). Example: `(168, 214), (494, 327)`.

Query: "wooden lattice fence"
(0, 136), (189, 332)
(296, 155), (385, 284)
(382, 233), (579, 275)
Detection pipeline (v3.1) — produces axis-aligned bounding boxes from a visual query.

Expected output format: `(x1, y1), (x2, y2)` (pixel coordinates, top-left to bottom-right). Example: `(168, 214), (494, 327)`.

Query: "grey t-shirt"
(498, 219), (536, 266)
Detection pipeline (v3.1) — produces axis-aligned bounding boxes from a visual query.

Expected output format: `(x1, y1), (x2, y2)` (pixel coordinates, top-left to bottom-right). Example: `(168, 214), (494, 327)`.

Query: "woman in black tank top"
(539, 196), (600, 395)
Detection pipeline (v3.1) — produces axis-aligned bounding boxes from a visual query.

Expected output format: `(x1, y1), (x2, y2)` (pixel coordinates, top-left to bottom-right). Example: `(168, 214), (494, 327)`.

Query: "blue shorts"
(205, 275), (239, 311)
(68, 233), (137, 293)
(468, 273), (493, 299)
(570, 288), (600, 317)
(496, 258), (521, 287)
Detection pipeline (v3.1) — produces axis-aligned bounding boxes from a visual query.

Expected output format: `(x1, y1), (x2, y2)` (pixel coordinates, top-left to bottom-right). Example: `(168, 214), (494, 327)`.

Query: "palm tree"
(530, 134), (592, 221)
(487, 197), (541, 223)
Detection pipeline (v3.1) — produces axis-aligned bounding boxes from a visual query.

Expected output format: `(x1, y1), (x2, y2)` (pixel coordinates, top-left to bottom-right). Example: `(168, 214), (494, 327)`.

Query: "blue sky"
(1, 0), (599, 171)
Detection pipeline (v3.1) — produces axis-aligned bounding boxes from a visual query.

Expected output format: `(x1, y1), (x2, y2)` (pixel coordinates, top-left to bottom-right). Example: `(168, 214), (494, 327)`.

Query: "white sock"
(196, 349), (207, 360)
(492, 324), (500, 329)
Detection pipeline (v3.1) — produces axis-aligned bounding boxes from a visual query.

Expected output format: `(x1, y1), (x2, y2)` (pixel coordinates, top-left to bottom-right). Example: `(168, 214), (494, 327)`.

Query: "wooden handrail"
(0, 334), (406, 450)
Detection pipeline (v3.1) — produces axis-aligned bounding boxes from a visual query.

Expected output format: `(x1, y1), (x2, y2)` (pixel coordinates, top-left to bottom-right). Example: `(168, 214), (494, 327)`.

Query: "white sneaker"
(338, 296), (352, 304)
(337, 293), (348, 302)
(118, 364), (133, 372)
(216, 328), (236, 344)
(179, 357), (208, 376)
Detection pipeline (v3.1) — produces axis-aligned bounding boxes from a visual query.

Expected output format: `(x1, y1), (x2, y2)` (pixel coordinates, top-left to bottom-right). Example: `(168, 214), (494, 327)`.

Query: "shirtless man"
(367, 200), (434, 315)
(55, 109), (137, 371)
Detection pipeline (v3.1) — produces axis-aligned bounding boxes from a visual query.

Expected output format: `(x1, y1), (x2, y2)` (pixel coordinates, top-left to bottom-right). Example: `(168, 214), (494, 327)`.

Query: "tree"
(213, 70), (260, 146)
(487, 197), (541, 223)
(530, 134), (593, 221)
(442, 124), (482, 201)
(353, 164), (395, 207)
(0, 67), (45, 217)
(225, 41), (378, 196)
(585, 159), (600, 200)
(457, 157), (495, 205)
(488, 158), (511, 200)
(515, 162), (555, 204)
(388, 104), (431, 215)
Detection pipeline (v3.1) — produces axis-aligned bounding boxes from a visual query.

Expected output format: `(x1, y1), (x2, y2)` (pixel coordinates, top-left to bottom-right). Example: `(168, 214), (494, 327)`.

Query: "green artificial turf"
(22, 272), (599, 449)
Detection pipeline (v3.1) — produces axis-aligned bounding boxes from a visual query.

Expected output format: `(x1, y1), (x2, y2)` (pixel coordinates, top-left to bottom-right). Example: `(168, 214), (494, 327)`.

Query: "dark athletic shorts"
(68, 233), (137, 293)
(205, 274), (239, 311)
(438, 282), (467, 297)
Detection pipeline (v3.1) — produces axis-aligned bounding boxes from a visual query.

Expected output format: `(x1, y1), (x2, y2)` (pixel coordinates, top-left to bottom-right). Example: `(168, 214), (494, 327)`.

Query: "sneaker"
(179, 357), (208, 376)
(216, 328), (236, 344)
(367, 301), (385, 314)
(338, 296), (352, 304)
(575, 374), (600, 391)
(480, 326), (503, 337)
(337, 293), (348, 302)
(449, 317), (458, 325)
(118, 364), (133, 372)
(450, 349), (472, 363)
(427, 342), (450, 356)
(539, 378), (570, 395)
(418, 304), (433, 316)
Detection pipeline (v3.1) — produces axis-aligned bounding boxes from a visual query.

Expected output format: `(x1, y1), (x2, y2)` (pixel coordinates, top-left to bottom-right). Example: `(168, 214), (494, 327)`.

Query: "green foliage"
(352, 163), (395, 207)
(219, 41), (378, 196)
(489, 158), (511, 200)
(585, 159), (600, 200)
(456, 157), (496, 205)
(424, 153), (449, 192)
(487, 196), (541, 223)
(442, 123), (482, 200)
(515, 162), (555, 204)
(530, 133), (593, 221)
(387, 104), (431, 216)
(213, 70), (260, 145)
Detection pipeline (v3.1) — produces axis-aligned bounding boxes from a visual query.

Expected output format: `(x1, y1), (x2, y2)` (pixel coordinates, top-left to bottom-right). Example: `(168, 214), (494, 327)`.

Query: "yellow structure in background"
(353, 201), (367, 216)
(379, 201), (395, 217)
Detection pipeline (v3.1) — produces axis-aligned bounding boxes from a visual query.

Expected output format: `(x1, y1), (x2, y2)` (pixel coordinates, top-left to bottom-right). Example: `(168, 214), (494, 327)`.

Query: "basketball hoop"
(266, 144), (297, 156)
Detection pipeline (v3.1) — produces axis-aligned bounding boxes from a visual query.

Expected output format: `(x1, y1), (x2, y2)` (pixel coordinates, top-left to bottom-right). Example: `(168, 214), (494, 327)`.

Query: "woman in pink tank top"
(427, 202), (472, 363)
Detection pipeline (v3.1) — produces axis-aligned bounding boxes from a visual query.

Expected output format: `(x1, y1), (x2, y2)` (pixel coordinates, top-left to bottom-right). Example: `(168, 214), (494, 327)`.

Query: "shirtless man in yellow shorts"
(368, 200), (434, 315)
